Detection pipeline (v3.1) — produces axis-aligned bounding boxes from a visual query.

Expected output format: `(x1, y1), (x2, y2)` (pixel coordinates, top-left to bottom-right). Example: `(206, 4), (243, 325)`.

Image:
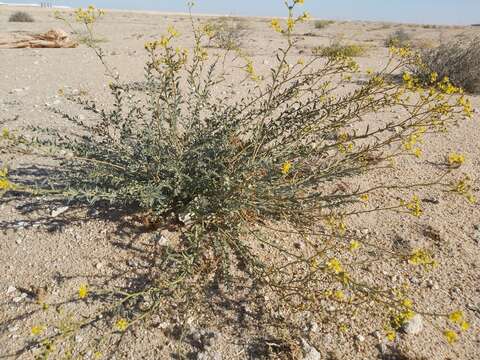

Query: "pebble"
(402, 314), (424, 335)
(13, 221), (29, 229)
(6, 285), (16, 294)
(51, 206), (69, 217)
(301, 338), (321, 360)
(356, 334), (365, 342)
(12, 293), (28, 303)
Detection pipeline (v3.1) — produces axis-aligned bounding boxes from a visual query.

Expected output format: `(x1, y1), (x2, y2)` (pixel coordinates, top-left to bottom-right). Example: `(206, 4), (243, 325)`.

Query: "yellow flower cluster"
(401, 195), (422, 217)
(389, 46), (414, 58)
(326, 258), (343, 274)
(447, 153), (465, 167)
(448, 310), (470, 331)
(244, 59), (261, 81)
(74, 5), (104, 25)
(452, 176), (477, 204)
(408, 248), (437, 267)
(0, 168), (15, 192)
(458, 96), (473, 118)
(326, 215), (347, 236)
(402, 126), (426, 158)
(437, 76), (462, 95)
(337, 132), (354, 154)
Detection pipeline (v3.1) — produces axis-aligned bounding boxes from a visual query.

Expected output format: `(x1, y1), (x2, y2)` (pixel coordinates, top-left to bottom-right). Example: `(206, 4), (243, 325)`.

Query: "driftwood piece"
(0, 29), (78, 49)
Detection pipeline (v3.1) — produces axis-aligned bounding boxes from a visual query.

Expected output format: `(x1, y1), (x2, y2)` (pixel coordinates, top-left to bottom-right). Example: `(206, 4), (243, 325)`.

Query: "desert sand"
(0, 5), (479, 359)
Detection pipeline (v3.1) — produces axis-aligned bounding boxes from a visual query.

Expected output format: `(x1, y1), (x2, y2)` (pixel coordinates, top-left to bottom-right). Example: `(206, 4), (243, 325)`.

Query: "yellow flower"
(413, 147), (422, 158)
(281, 161), (292, 175)
(443, 329), (458, 344)
(349, 240), (360, 251)
(116, 318), (128, 332)
(333, 290), (345, 300)
(297, 11), (310, 22)
(409, 248), (436, 267)
(270, 19), (282, 32)
(386, 330), (396, 341)
(359, 194), (369, 203)
(448, 153), (465, 167)
(78, 284), (89, 299)
(31, 325), (44, 336)
(326, 258), (343, 274)
(466, 194), (477, 204)
(167, 25), (179, 37)
(460, 321), (470, 331)
(449, 310), (464, 324)
(401, 298), (413, 309)
(405, 195), (422, 217)
(295, 0), (305, 4)
(287, 18), (295, 32)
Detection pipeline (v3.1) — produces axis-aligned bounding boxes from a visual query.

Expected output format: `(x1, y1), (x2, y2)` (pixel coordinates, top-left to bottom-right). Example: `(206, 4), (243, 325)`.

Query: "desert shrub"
(1, 2), (475, 358)
(314, 19), (334, 29)
(204, 17), (248, 50)
(408, 37), (480, 94)
(8, 11), (34, 23)
(314, 42), (366, 57)
(385, 29), (412, 47)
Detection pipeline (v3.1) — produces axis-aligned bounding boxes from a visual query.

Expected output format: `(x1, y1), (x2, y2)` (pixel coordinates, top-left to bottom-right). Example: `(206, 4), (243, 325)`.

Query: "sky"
(5, 0), (480, 25)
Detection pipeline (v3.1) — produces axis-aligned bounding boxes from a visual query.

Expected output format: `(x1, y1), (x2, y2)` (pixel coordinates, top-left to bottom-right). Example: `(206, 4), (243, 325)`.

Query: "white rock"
(6, 286), (16, 295)
(402, 314), (424, 335)
(301, 338), (321, 360)
(356, 334), (365, 342)
(51, 206), (69, 217)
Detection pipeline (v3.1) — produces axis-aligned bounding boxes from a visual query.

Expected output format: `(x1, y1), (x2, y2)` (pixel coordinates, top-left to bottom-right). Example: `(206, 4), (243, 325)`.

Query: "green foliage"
(1, 3), (475, 357)
(314, 19), (334, 29)
(409, 37), (480, 94)
(385, 29), (412, 47)
(314, 42), (366, 57)
(8, 11), (34, 23)
(205, 17), (248, 50)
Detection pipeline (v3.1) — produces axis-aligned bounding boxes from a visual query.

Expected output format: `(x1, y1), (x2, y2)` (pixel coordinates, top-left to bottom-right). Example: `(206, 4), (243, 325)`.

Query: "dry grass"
(8, 11), (34, 23)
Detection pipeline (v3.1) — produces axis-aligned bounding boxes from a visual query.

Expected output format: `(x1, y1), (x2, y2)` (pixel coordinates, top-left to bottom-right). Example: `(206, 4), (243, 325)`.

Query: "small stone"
(12, 293), (27, 303)
(75, 335), (83, 343)
(95, 262), (103, 270)
(15, 238), (22, 245)
(51, 206), (69, 217)
(156, 235), (169, 246)
(301, 338), (321, 360)
(8, 325), (18, 333)
(402, 314), (423, 335)
(356, 334), (365, 342)
(13, 221), (28, 229)
(6, 286), (16, 294)
(263, 59), (270, 65)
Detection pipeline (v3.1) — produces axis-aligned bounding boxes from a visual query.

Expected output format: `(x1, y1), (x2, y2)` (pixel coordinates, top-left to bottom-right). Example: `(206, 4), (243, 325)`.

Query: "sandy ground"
(0, 5), (479, 360)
